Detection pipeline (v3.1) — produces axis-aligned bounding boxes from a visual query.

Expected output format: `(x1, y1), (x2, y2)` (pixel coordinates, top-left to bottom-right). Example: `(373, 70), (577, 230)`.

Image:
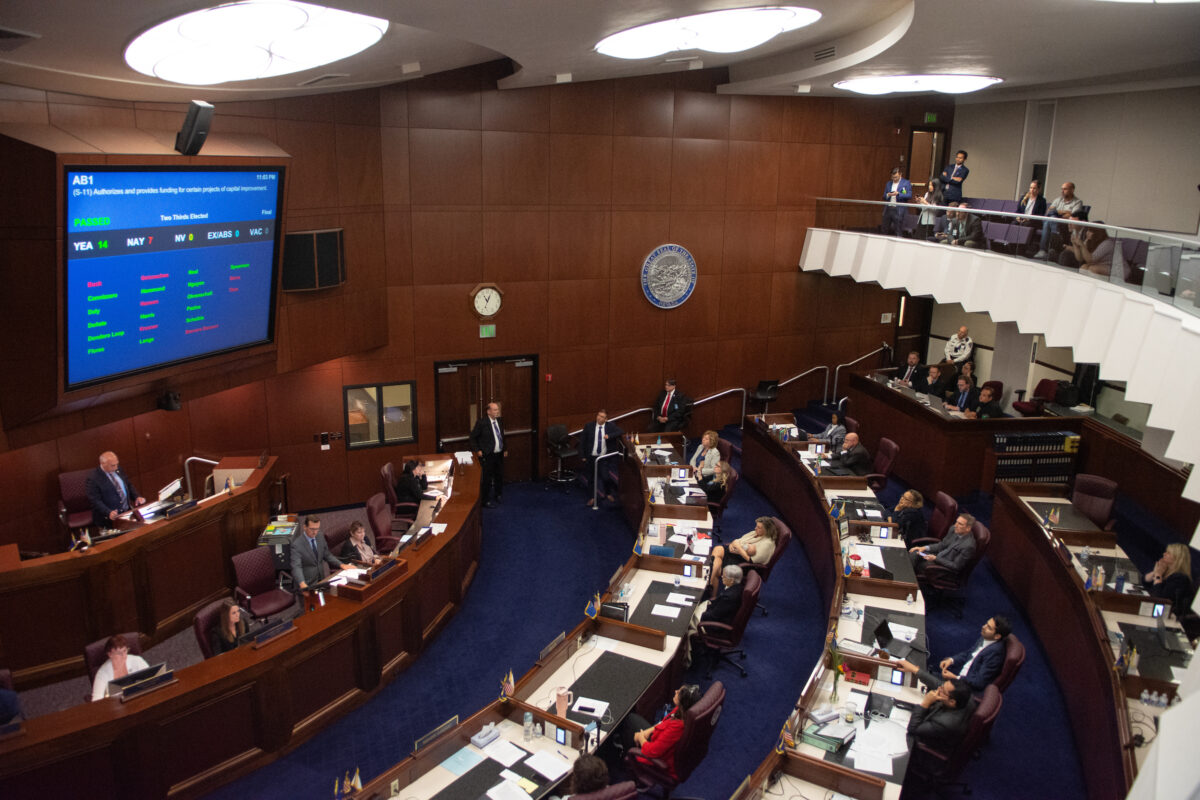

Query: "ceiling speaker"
(175, 100), (214, 156)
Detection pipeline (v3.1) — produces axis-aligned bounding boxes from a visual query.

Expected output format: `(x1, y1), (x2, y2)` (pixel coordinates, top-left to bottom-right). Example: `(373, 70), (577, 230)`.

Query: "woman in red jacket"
(623, 684), (703, 780)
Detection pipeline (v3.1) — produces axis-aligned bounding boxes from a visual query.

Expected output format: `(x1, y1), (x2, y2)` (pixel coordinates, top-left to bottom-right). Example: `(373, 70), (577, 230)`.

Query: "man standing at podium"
(290, 515), (347, 590)
(85, 451), (145, 527)
(470, 401), (506, 507)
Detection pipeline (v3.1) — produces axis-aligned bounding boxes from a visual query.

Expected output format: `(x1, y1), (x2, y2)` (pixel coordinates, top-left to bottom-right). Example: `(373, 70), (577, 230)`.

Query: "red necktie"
(661, 392), (671, 416)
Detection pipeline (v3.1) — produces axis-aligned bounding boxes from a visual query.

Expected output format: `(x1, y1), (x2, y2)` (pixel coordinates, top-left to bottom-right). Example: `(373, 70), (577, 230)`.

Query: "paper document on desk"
(798, 450), (819, 462)
(653, 449), (673, 457)
(686, 488), (707, 497)
(889, 622), (919, 642)
(441, 746), (485, 776)
(651, 603), (681, 619)
(431, 523), (448, 535)
(487, 779), (531, 800)
(525, 750), (570, 781)
(853, 545), (886, 569)
(498, 770), (538, 792)
(691, 539), (711, 557)
(849, 750), (893, 775)
(682, 554), (706, 563)
(454, 450), (475, 465)
(482, 738), (526, 767)
(666, 592), (694, 606)
(669, 534), (690, 545)
(889, 707), (912, 727)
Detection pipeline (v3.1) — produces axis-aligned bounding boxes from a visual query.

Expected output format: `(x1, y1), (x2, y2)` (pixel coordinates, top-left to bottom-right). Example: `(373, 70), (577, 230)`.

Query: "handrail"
(812, 196), (1197, 247)
(831, 346), (890, 409)
(183, 455), (219, 500)
(693, 387), (748, 429)
(438, 427), (533, 449)
(780, 365), (830, 407)
(590, 449), (624, 510)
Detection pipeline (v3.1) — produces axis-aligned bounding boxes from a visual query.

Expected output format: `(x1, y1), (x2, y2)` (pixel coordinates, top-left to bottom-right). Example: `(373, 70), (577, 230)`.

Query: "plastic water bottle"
(905, 593), (914, 607)
(1140, 690), (1150, 705)
(523, 711), (533, 742)
(656, 435), (662, 444)
(674, 574), (681, 588)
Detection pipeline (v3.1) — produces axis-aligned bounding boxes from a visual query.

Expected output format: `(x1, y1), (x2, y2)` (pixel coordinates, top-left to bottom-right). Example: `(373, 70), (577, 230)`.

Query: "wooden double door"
(434, 355), (539, 481)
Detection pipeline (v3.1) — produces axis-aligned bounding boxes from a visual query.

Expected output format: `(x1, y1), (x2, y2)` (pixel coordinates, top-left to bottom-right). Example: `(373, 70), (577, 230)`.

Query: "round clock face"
(473, 287), (502, 317)
(641, 244), (697, 309)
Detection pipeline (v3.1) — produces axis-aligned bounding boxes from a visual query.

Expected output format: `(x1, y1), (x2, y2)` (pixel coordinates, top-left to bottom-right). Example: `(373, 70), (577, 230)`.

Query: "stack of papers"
(482, 738), (526, 767)
(851, 544), (886, 569)
(651, 604), (681, 619)
(691, 539), (712, 557)
(666, 592), (694, 605)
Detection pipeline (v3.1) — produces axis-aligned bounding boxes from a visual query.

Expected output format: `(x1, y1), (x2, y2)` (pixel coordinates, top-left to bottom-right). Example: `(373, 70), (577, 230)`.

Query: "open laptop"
(1156, 614), (1190, 653)
(869, 564), (895, 582)
(107, 662), (167, 698)
(873, 619), (914, 658)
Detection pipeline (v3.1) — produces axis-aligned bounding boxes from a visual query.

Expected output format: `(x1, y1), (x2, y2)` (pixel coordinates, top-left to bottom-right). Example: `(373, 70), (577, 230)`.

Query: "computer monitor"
(106, 662), (167, 698)
(158, 477), (182, 501)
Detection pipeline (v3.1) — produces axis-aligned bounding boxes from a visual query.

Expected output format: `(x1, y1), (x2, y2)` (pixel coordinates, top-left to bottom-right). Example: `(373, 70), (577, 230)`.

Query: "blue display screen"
(64, 166), (285, 390)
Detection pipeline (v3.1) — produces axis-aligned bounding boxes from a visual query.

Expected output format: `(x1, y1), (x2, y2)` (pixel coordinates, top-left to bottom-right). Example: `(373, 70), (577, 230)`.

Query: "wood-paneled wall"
(0, 65), (953, 552)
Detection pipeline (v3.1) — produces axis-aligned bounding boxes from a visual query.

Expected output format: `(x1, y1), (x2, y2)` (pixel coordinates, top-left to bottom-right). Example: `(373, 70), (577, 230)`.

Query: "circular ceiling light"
(596, 6), (822, 60)
(125, 0), (389, 86)
(834, 75), (1003, 95)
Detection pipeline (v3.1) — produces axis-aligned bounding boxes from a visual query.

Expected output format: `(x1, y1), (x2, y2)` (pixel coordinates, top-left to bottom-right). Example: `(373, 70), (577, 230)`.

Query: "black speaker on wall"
(175, 100), (214, 156)
(281, 228), (346, 292)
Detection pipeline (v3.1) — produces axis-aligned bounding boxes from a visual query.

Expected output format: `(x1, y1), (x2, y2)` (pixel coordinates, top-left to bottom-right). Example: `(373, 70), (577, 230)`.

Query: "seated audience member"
(881, 166), (913, 236)
(914, 179), (943, 241)
(809, 412), (847, 451)
(209, 600), (249, 656)
(622, 684), (703, 781)
(710, 517), (779, 587)
(0, 685), (19, 724)
(958, 359), (978, 387)
(582, 409), (625, 505)
(891, 490), (928, 547)
(1144, 543), (1193, 612)
(688, 565), (745, 667)
(1015, 179), (1047, 224)
(689, 430), (721, 481)
(552, 754), (609, 798)
(1035, 181), (1084, 259)
(91, 634), (150, 701)
(702, 460), (732, 504)
(394, 459), (428, 505)
(950, 205), (984, 248)
(339, 520), (381, 565)
(894, 616), (1012, 693)
(910, 514), (977, 577)
(931, 201), (960, 242)
(944, 376), (980, 413)
(896, 350), (922, 386)
(649, 379), (691, 433)
(944, 326), (974, 367)
(1062, 223), (1118, 276)
(906, 678), (975, 750)
(829, 432), (871, 476)
(915, 364), (947, 399)
(965, 385), (1003, 419)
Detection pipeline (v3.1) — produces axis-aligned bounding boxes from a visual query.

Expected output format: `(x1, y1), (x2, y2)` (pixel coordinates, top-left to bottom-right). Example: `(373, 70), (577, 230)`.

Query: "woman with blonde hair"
(710, 516), (779, 588)
(689, 430), (721, 480)
(1144, 543), (1193, 612)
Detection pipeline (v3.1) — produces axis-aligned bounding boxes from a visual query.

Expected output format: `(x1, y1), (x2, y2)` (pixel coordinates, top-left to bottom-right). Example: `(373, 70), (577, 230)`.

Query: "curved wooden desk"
(0, 458), (280, 687)
(0, 458), (482, 800)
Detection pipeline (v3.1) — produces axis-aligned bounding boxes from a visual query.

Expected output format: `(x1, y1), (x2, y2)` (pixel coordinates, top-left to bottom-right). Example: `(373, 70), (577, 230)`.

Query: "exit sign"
(479, 324), (496, 339)
(924, 112), (937, 124)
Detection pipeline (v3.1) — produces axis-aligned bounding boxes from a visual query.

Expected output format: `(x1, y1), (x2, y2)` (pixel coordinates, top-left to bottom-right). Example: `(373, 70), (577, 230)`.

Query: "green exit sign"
(924, 112), (938, 124)
(479, 324), (496, 339)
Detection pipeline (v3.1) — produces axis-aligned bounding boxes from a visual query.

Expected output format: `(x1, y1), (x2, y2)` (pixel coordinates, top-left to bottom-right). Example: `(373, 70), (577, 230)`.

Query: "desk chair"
(1070, 473), (1118, 531)
(573, 782), (637, 800)
(741, 516), (791, 616)
(381, 462), (420, 524)
(192, 599), (228, 660)
(909, 685), (1003, 795)
(84, 632), (146, 700)
(57, 468), (95, 539)
(866, 437), (899, 492)
(715, 437), (736, 465)
(911, 521), (991, 618)
(693, 571), (761, 678)
(625, 681), (725, 797)
(545, 424), (578, 490)
(706, 466), (739, 540)
(981, 380), (1003, 405)
(1012, 378), (1058, 416)
(232, 547), (295, 621)
(843, 415), (859, 435)
(992, 633), (1025, 694)
(364, 493), (403, 552)
(927, 492), (959, 541)
(752, 380), (780, 413)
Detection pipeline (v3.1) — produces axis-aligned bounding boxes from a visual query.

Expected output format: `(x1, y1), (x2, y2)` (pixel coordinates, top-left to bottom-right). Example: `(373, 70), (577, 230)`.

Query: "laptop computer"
(1156, 614), (1189, 653)
(873, 619), (914, 658)
(869, 564), (895, 582)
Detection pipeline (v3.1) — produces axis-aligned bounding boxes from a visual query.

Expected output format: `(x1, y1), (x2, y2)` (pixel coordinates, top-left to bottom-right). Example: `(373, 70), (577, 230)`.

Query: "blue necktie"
(959, 392), (967, 410)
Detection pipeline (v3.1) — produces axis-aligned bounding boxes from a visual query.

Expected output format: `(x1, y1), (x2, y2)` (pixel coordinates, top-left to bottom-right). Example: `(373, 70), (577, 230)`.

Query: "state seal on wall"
(640, 244), (697, 309)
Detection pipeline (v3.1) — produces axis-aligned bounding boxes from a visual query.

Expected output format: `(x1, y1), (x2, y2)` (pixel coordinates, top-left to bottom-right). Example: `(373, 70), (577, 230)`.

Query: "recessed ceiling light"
(834, 75), (1003, 95)
(125, 0), (389, 86)
(595, 6), (821, 60)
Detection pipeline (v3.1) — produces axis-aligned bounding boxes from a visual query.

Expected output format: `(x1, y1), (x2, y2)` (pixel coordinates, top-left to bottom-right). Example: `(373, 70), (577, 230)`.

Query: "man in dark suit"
(289, 515), (347, 590)
(895, 616), (1011, 693)
(965, 385), (1003, 419)
(84, 450), (146, 527)
(895, 350), (922, 386)
(914, 364), (947, 399)
(829, 432), (871, 476)
(944, 376), (980, 413)
(881, 166), (913, 236)
(580, 409), (624, 506)
(648, 379), (691, 433)
(469, 401), (506, 507)
(910, 513), (977, 576)
(906, 678), (975, 750)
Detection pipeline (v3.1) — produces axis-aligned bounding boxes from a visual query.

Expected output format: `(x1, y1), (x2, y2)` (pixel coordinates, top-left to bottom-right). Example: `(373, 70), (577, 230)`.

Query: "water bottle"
(1140, 690), (1150, 705)
(1115, 573), (1126, 593)
(523, 711), (533, 742)
(905, 593), (914, 607)
(1079, 546), (1089, 564)
(656, 435), (662, 445)
(674, 573), (681, 588)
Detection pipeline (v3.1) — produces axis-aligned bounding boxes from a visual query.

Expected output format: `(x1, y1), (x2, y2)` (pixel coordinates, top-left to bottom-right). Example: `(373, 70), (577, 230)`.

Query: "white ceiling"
(1, 0), (1198, 103)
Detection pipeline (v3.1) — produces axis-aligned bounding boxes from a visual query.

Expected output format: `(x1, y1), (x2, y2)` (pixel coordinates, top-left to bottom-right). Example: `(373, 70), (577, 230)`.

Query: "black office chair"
(692, 571), (761, 678)
(752, 380), (780, 413)
(545, 424), (578, 491)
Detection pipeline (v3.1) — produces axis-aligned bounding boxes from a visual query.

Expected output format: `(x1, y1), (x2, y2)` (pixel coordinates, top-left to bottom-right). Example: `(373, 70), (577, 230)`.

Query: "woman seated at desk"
(209, 600), (249, 656)
(809, 412), (846, 452)
(689, 430), (720, 481)
(394, 460), (428, 506)
(710, 517), (779, 589)
(91, 634), (149, 701)
(892, 490), (928, 546)
(622, 684), (703, 781)
(1144, 543), (1193, 612)
(550, 754), (609, 799)
(701, 460), (732, 504)
(339, 520), (381, 566)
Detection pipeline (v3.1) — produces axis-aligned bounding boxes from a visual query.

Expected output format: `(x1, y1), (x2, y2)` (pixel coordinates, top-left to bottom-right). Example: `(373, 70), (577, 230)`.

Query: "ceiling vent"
(813, 45), (836, 62)
(297, 73), (349, 88)
(0, 26), (40, 52)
